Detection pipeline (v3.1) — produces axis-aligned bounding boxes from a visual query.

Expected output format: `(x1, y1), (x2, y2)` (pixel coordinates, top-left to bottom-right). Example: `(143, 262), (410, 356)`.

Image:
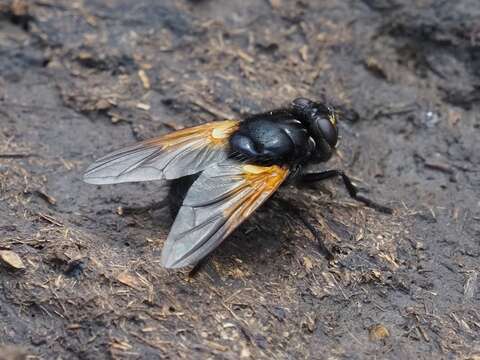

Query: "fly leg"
(120, 199), (169, 215)
(188, 256), (211, 277)
(298, 211), (335, 261)
(274, 198), (335, 261)
(299, 170), (393, 214)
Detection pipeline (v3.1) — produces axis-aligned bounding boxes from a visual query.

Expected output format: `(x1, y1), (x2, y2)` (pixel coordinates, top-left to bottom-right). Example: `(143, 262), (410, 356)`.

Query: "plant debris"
(0, 0), (479, 358)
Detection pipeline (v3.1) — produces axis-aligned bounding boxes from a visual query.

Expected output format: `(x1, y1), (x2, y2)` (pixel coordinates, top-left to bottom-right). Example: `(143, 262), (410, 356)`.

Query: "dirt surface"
(1, 0), (479, 359)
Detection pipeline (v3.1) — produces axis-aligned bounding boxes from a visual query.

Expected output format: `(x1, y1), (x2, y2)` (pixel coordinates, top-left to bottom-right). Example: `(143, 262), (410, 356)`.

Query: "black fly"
(84, 98), (391, 268)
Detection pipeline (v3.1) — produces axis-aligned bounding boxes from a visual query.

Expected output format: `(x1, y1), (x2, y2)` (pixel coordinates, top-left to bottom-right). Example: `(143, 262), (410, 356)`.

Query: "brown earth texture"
(0, 0), (479, 359)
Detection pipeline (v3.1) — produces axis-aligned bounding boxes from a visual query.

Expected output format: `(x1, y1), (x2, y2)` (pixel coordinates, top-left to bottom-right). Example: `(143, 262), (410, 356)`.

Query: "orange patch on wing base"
(220, 164), (289, 238)
(143, 120), (239, 149)
(242, 164), (289, 191)
(208, 120), (239, 145)
(224, 164), (289, 221)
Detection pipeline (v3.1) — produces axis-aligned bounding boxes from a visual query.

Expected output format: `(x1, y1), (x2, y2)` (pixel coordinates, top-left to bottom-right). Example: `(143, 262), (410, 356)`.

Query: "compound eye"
(316, 117), (338, 147)
(292, 97), (313, 110)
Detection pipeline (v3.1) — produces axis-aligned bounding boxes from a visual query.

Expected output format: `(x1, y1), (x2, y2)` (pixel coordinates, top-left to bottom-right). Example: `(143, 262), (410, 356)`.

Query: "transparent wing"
(83, 120), (239, 184)
(160, 159), (290, 268)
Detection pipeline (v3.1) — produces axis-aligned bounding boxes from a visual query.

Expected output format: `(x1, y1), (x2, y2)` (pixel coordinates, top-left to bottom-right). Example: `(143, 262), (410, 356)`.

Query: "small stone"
(302, 256), (314, 271)
(0, 250), (26, 270)
(369, 324), (390, 341)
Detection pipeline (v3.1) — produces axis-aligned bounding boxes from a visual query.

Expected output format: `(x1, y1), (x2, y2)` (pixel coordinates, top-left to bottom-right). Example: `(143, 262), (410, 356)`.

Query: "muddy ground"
(0, 0), (479, 359)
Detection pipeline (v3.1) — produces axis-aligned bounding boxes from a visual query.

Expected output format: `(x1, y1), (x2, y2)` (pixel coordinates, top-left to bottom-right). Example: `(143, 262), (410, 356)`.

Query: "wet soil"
(0, 0), (479, 359)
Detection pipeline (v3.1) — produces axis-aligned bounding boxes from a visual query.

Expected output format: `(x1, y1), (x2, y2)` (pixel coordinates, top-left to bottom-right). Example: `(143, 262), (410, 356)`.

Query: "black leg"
(274, 198), (335, 261)
(120, 199), (169, 215)
(188, 256), (210, 278)
(300, 217), (335, 261)
(300, 170), (393, 214)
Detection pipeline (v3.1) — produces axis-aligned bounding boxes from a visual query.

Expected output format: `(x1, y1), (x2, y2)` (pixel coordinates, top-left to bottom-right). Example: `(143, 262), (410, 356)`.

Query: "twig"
(0, 153), (36, 159)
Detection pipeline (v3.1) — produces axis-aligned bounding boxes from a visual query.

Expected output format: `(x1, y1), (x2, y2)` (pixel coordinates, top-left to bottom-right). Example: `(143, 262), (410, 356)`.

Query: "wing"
(83, 120), (239, 184)
(160, 159), (290, 268)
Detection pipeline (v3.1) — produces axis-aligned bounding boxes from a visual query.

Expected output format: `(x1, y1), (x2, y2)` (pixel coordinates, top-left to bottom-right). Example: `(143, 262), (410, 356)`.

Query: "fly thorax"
(230, 115), (309, 165)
